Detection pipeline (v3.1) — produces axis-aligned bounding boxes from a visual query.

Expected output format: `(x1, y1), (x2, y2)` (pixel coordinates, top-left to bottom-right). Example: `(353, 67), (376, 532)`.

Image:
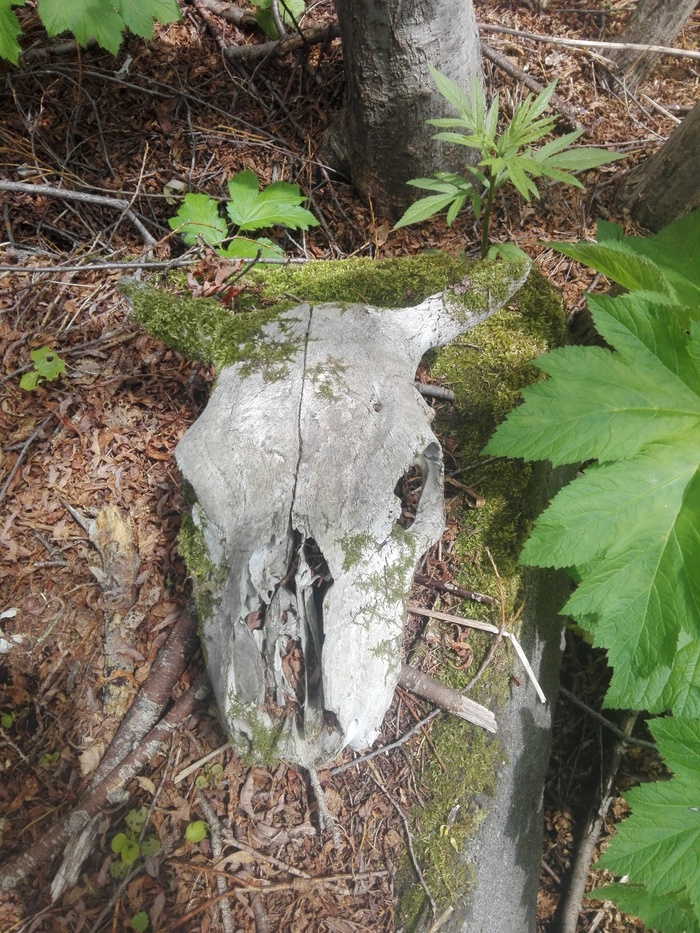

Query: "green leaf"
(115, 0), (180, 40)
(428, 65), (478, 125)
(487, 242), (533, 264)
(250, 0), (304, 38)
(225, 170), (318, 232)
(168, 193), (228, 246)
(533, 130), (584, 159)
(625, 210), (700, 307)
(139, 835), (160, 858)
(185, 820), (208, 843)
(0, 0), (24, 65)
(130, 911), (149, 932)
(405, 177), (463, 194)
(445, 194), (468, 226)
(111, 832), (128, 854)
(393, 193), (463, 229)
(596, 219), (624, 242)
(587, 883), (700, 933)
(30, 346), (65, 381)
(1, 712), (14, 729)
(217, 236), (284, 260)
(431, 131), (485, 150)
(125, 806), (148, 832)
(545, 146), (626, 171)
(597, 718), (700, 917)
(38, 0), (125, 54)
(548, 239), (674, 297)
(549, 210), (700, 306)
(19, 371), (40, 391)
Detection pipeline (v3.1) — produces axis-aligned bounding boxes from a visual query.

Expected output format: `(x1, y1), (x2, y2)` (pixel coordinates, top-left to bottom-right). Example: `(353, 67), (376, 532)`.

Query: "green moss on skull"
(177, 512), (227, 624)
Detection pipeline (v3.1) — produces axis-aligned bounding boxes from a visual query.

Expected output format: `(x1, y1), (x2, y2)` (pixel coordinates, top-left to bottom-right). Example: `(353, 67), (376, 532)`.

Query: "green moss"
(224, 696), (289, 767)
(241, 253), (478, 309)
(398, 722), (500, 930)
(120, 278), (302, 377)
(121, 255), (531, 380)
(177, 513), (227, 624)
(338, 532), (375, 572)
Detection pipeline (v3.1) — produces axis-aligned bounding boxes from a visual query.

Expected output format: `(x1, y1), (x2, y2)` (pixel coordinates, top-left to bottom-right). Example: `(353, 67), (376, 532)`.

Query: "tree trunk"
(617, 100), (700, 231)
(327, 0), (483, 219)
(603, 0), (697, 89)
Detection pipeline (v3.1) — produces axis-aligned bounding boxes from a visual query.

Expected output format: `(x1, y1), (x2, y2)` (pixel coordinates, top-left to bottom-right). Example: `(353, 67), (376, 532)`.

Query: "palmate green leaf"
(0, 0), (24, 65)
(115, 0), (180, 40)
(587, 882), (700, 933)
(168, 193), (228, 246)
(38, 0), (124, 53)
(225, 170), (318, 232)
(596, 717), (700, 917)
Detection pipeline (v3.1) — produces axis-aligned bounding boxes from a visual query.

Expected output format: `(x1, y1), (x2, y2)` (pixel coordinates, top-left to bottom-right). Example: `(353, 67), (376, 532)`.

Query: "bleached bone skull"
(176, 264), (528, 770)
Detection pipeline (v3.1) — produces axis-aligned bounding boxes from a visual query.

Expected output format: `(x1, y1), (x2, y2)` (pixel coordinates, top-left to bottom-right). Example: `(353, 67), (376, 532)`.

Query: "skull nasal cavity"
(394, 464), (424, 529)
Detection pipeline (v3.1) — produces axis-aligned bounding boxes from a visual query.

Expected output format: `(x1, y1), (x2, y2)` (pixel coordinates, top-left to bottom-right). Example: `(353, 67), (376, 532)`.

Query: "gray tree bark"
(604, 0), (697, 89)
(326, 0), (483, 219)
(617, 100), (700, 231)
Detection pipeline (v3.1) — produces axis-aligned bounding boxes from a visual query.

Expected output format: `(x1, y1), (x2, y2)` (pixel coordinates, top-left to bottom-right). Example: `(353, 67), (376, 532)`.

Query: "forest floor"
(0, 1), (697, 931)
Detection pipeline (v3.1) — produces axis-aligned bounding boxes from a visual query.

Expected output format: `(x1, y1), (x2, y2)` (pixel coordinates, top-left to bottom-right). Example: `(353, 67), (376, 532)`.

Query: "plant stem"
(480, 175), (498, 259)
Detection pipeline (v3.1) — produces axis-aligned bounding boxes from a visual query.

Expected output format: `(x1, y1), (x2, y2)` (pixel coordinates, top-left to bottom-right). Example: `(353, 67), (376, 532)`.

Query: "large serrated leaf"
(225, 170), (317, 232)
(486, 291), (700, 710)
(596, 718), (700, 918)
(624, 210), (700, 306)
(549, 210), (700, 306)
(548, 240), (673, 297)
(587, 882), (700, 933)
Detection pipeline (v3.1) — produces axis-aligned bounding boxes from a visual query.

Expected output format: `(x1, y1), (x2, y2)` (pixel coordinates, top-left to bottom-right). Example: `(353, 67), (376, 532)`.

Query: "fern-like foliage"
(485, 208), (700, 932)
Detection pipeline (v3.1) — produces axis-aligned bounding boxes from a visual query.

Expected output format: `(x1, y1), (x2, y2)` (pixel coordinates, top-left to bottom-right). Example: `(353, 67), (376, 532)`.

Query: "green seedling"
(37, 750), (60, 770)
(185, 820), (208, 844)
(109, 806), (160, 880)
(194, 762), (223, 789)
(168, 169), (318, 260)
(130, 911), (149, 932)
(20, 346), (65, 391)
(394, 68), (624, 259)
